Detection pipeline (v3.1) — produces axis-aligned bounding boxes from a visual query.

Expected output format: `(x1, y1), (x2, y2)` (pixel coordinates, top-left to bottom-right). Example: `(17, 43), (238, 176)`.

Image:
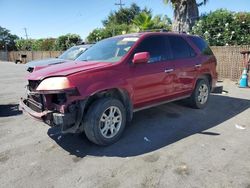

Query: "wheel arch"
(84, 88), (133, 122)
(197, 73), (212, 90)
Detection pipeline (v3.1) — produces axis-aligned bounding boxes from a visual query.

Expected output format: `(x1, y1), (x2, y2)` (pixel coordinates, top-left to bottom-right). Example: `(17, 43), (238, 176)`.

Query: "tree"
(163, 0), (208, 32)
(87, 28), (108, 43)
(192, 9), (250, 46)
(102, 3), (143, 26)
(87, 3), (172, 42)
(132, 12), (155, 31)
(54, 34), (82, 50)
(0, 26), (19, 51)
(101, 3), (151, 37)
(132, 12), (172, 31)
(152, 15), (172, 30)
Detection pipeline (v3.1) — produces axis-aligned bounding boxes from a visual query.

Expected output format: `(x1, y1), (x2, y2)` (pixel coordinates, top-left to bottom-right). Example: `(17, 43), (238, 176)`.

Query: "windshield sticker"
(122, 37), (139, 42)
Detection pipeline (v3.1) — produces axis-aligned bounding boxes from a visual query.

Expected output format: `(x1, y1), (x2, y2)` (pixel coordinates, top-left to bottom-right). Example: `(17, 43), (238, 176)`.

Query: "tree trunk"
(172, 0), (199, 32)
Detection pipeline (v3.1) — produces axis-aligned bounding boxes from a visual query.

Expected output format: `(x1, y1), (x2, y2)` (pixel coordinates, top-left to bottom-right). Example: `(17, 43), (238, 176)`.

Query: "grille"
(27, 94), (44, 112)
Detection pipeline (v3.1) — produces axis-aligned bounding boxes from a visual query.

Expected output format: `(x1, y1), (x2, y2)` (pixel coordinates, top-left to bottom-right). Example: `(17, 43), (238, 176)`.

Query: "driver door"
(127, 35), (175, 108)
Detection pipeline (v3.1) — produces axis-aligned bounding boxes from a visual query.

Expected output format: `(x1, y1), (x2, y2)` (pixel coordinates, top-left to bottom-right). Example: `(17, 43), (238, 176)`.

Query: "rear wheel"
(189, 79), (210, 109)
(83, 97), (126, 146)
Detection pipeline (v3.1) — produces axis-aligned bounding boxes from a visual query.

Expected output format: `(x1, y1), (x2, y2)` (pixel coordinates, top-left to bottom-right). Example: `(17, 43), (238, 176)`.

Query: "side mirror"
(132, 52), (150, 64)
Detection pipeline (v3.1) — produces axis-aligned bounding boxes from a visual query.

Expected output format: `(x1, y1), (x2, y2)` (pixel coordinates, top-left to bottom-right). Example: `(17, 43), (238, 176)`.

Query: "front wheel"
(189, 79), (210, 109)
(83, 97), (126, 146)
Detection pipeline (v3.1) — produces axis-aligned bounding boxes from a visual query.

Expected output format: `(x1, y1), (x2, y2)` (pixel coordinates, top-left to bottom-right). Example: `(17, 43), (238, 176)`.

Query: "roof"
(112, 31), (198, 39)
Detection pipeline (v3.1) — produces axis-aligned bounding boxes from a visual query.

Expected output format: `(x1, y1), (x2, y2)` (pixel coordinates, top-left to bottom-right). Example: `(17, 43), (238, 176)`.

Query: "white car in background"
(26, 44), (92, 72)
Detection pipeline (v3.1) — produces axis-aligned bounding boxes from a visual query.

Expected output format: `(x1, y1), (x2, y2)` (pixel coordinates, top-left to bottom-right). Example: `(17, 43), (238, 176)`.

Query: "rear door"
(128, 35), (175, 108)
(168, 35), (198, 94)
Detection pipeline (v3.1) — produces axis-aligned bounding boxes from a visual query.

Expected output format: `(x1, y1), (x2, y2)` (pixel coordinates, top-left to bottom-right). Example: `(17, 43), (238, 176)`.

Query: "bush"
(53, 34), (82, 50)
(15, 34), (82, 51)
(15, 39), (33, 51)
(192, 9), (250, 46)
(86, 28), (107, 43)
(31, 38), (56, 51)
(86, 25), (130, 43)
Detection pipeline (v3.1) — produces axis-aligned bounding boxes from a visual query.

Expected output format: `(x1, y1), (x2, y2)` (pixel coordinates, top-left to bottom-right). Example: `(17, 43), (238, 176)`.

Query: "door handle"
(195, 64), (202, 68)
(165, 69), (174, 73)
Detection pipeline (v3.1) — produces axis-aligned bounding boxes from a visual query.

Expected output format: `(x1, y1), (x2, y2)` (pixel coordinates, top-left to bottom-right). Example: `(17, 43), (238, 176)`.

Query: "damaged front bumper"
(19, 97), (52, 120)
(19, 95), (86, 134)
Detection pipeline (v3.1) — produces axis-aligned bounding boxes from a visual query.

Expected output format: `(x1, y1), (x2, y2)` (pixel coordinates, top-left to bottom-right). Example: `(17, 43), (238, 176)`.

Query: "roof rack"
(138, 30), (190, 35)
(179, 31), (187, 34)
(139, 29), (169, 33)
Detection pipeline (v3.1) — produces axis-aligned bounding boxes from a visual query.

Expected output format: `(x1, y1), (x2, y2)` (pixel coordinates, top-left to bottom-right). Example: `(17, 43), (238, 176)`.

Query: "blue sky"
(0, 0), (249, 40)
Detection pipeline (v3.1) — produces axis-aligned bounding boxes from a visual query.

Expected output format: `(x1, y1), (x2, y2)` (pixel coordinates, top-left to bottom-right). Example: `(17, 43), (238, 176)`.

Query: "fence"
(211, 45), (250, 81)
(2, 45), (250, 81)
(0, 51), (8, 61)
(7, 51), (63, 63)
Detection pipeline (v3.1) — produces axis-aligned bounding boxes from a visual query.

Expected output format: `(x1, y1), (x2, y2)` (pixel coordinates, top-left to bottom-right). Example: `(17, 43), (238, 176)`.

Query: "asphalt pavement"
(0, 61), (250, 188)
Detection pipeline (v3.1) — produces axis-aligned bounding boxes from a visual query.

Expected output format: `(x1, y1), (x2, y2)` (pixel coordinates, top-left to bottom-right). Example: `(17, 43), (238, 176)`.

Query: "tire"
(83, 97), (126, 146)
(189, 79), (210, 109)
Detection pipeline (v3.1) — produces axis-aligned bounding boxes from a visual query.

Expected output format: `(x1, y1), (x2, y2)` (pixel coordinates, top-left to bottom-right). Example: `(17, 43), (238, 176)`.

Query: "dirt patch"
(102, 179), (120, 188)
(0, 151), (10, 163)
(72, 156), (82, 163)
(0, 118), (13, 125)
(45, 144), (57, 152)
(174, 163), (190, 176)
(143, 154), (160, 163)
(0, 129), (11, 138)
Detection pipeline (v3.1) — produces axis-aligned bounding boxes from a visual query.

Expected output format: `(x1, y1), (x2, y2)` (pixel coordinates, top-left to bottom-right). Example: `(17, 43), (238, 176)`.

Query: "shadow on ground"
(48, 94), (250, 158)
(0, 104), (22, 117)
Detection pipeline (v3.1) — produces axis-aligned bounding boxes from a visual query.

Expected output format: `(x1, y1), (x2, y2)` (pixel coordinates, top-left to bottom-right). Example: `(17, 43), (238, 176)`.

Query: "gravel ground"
(0, 61), (250, 188)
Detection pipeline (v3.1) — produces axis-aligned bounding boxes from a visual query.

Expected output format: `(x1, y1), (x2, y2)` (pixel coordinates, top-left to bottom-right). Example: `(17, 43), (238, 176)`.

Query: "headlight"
(36, 77), (74, 91)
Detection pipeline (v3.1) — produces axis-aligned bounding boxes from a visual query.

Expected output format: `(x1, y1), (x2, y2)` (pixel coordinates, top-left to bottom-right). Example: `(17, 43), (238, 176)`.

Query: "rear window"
(188, 36), (213, 55)
(168, 36), (196, 59)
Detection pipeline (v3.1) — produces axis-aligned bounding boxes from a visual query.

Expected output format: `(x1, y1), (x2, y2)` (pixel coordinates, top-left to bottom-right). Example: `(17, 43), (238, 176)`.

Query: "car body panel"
(25, 58), (68, 68)
(126, 61), (175, 108)
(20, 32), (218, 133)
(27, 61), (113, 80)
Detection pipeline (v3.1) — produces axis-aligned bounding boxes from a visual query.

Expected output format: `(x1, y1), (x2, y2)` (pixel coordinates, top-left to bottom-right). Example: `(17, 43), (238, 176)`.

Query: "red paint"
(132, 52), (150, 64)
(24, 32), (217, 116)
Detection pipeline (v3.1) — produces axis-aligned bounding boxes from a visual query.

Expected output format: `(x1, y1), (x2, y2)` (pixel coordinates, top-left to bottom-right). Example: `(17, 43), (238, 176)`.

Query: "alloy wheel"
(99, 106), (122, 139)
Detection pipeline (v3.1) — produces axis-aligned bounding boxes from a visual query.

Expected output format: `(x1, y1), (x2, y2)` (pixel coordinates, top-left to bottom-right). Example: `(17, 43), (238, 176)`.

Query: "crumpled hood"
(26, 58), (68, 68)
(27, 61), (112, 80)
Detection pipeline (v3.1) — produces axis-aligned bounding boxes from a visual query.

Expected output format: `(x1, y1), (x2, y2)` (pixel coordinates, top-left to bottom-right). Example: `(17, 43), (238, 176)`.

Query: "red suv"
(20, 32), (218, 145)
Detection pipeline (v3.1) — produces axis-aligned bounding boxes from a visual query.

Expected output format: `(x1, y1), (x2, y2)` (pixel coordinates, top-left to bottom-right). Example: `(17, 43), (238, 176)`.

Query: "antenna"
(23, 28), (28, 39)
(115, 0), (125, 9)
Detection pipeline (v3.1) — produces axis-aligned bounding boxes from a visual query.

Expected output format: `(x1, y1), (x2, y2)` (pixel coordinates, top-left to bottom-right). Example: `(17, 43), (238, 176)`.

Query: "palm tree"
(164, 0), (208, 32)
(132, 12), (155, 31)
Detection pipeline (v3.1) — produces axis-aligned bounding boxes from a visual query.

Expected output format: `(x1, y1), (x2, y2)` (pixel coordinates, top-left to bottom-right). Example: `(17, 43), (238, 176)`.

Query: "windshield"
(76, 36), (139, 63)
(58, 45), (89, 60)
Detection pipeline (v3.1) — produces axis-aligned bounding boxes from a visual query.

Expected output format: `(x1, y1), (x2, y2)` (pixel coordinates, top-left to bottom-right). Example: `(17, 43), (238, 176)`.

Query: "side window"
(168, 36), (196, 59)
(135, 36), (172, 63)
(188, 36), (213, 55)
